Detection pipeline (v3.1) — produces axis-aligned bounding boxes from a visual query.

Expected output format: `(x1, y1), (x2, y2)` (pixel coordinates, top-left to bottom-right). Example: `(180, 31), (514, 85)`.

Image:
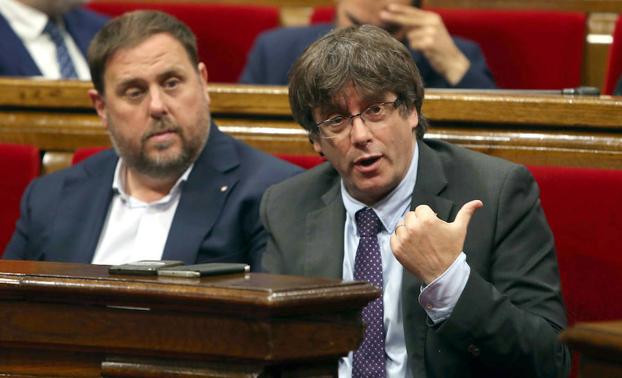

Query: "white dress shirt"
(0, 0), (91, 79)
(91, 159), (193, 265)
(339, 140), (470, 377)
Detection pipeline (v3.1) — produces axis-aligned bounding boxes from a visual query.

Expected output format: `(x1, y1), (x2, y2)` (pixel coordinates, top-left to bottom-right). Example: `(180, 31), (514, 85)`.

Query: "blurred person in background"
(240, 0), (495, 89)
(0, 0), (108, 79)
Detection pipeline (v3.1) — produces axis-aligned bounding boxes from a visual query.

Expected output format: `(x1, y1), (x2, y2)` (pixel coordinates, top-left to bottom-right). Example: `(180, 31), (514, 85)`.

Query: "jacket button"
(467, 344), (480, 357)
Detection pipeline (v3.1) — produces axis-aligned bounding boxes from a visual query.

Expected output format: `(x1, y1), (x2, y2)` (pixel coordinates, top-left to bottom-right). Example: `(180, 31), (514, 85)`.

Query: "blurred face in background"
(336, 0), (413, 36)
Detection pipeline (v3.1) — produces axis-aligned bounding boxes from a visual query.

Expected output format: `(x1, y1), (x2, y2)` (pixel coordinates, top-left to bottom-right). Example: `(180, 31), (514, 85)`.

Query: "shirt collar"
(341, 142), (419, 234)
(112, 158), (194, 207)
(0, 0), (54, 41)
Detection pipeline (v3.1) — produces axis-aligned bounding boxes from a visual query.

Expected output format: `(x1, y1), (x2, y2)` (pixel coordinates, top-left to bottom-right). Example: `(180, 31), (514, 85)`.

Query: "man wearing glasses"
(260, 25), (569, 377)
(240, 0), (495, 90)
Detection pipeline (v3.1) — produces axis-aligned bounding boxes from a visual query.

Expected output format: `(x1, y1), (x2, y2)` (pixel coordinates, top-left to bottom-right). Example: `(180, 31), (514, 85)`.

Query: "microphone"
(560, 86), (600, 96)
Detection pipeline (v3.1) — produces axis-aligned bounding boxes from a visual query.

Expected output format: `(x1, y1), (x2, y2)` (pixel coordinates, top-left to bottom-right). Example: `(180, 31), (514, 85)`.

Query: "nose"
(349, 115), (372, 146)
(148, 87), (167, 117)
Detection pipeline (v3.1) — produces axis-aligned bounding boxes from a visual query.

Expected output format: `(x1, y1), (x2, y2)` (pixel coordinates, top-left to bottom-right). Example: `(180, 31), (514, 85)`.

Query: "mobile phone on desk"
(157, 263), (250, 278)
(108, 260), (184, 275)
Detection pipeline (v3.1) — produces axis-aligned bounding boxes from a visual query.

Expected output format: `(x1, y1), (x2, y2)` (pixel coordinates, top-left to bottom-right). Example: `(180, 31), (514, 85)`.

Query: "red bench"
(0, 144), (40, 254)
(88, 2), (280, 83)
(311, 7), (586, 89)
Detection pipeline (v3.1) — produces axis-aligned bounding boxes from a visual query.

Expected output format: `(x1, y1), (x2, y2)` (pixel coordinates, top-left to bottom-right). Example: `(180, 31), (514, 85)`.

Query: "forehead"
(104, 33), (193, 82)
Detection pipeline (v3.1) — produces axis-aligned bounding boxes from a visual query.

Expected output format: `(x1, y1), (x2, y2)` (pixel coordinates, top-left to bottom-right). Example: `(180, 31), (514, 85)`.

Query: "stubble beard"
(108, 112), (210, 180)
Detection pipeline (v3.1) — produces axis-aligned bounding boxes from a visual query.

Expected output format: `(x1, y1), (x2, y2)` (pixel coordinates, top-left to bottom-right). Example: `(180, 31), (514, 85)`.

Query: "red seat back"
(274, 154), (325, 169)
(72, 146), (108, 165)
(0, 144), (40, 255)
(528, 165), (622, 327)
(88, 2), (280, 83)
(311, 7), (586, 89)
(605, 15), (622, 95)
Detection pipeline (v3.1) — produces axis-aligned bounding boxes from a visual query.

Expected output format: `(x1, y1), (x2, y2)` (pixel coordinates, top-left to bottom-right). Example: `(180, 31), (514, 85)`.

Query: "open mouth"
(355, 154), (382, 169)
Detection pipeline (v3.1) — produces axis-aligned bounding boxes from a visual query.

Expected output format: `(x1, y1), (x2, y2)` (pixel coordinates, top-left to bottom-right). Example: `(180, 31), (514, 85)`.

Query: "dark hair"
(88, 10), (199, 94)
(288, 25), (427, 139)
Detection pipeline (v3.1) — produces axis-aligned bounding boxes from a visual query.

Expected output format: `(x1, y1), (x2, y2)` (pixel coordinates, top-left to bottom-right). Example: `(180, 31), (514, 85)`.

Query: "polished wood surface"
(0, 260), (378, 377)
(562, 321), (622, 377)
(1, 78), (622, 171)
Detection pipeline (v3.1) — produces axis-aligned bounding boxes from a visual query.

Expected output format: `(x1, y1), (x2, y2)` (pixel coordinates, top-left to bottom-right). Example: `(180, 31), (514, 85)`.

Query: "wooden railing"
(1, 78), (621, 173)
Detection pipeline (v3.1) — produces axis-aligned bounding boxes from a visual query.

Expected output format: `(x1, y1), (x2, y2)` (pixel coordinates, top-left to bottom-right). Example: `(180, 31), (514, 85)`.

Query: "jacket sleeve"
(435, 165), (571, 377)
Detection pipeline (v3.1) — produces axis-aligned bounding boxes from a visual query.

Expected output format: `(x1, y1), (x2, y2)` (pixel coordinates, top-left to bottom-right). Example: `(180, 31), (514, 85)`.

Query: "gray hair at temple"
(88, 10), (199, 94)
(288, 25), (427, 140)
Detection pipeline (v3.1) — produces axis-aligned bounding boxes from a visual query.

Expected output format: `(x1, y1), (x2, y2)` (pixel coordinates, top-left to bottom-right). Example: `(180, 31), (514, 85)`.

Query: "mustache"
(142, 118), (182, 141)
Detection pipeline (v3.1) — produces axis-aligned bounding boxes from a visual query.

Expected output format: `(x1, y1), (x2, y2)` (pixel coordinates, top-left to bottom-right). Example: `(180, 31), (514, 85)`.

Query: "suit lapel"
(47, 151), (117, 263)
(0, 14), (42, 75)
(402, 140), (455, 377)
(303, 174), (345, 279)
(162, 124), (239, 263)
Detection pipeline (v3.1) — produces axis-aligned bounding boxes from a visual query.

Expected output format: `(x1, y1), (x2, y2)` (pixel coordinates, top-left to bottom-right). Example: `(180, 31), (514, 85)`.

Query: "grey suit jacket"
(261, 139), (570, 377)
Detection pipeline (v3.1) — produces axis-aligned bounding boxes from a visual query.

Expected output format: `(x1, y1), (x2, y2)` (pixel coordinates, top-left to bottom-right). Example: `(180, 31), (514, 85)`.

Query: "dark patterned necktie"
(353, 207), (386, 377)
(43, 20), (78, 79)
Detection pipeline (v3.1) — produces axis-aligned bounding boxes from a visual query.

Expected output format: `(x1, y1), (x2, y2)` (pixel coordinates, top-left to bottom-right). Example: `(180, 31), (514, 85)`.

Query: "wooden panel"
(1, 79), (622, 172)
(561, 321), (622, 377)
(0, 260), (377, 377)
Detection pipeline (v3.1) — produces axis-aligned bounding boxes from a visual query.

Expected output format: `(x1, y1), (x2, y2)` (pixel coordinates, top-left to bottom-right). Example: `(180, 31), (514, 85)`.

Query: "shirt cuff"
(418, 252), (470, 324)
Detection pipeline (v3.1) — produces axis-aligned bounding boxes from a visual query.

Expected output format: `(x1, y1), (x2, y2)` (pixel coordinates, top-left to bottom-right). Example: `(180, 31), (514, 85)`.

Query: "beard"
(108, 112), (210, 180)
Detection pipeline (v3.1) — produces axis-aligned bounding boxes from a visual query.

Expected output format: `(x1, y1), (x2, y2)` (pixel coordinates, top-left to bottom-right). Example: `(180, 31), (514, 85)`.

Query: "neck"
(124, 167), (180, 203)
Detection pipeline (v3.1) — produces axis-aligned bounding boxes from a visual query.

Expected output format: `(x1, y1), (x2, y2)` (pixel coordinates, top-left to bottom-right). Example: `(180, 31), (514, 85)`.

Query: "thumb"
(453, 200), (483, 229)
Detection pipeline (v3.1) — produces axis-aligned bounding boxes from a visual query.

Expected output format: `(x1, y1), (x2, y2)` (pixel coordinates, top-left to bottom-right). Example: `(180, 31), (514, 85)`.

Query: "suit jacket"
(0, 7), (108, 76)
(261, 139), (570, 377)
(3, 124), (302, 270)
(240, 23), (496, 89)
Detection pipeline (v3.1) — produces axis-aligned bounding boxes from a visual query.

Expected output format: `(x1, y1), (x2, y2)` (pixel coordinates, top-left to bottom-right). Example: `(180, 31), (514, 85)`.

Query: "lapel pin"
(220, 185), (228, 192)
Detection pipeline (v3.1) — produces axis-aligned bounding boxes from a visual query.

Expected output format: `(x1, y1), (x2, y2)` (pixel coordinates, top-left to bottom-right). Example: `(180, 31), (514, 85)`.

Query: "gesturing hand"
(390, 200), (483, 284)
(380, 3), (470, 85)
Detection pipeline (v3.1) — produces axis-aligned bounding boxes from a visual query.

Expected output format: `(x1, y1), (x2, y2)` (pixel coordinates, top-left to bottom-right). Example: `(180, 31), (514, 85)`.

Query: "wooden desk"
(0, 260), (378, 377)
(561, 321), (622, 377)
(1, 78), (622, 172)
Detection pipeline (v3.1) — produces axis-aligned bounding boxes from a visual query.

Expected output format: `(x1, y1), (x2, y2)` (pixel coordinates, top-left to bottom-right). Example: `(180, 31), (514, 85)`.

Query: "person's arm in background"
(381, 3), (495, 88)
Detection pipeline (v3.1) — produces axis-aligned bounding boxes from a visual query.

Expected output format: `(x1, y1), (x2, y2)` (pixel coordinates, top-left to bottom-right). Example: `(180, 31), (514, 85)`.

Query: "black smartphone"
(157, 263), (250, 278)
(108, 260), (184, 275)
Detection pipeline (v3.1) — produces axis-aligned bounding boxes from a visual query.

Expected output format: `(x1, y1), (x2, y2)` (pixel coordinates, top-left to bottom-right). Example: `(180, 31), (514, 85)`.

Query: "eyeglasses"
(315, 99), (402, 139)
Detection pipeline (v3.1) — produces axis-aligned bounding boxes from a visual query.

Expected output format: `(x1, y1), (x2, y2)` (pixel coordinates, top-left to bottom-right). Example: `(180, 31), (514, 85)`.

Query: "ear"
(88, 89), (108, 129)
(311, 135), (324, 156)
(198, 62), (211, 105)
(407, 107), (419, 131)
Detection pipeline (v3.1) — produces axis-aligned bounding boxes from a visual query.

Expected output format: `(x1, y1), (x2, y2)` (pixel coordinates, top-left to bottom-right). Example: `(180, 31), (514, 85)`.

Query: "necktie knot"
(43, 20), (63, 43)
(355, 207), (381, 237)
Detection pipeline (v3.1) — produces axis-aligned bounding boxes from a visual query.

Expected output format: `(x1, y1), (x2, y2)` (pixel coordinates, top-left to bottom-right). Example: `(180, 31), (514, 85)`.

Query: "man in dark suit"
(240, 0), (495, 89)
(261, 25), (569, 377)
(0, 0), (108, 79)
(3, 10), (300, 269)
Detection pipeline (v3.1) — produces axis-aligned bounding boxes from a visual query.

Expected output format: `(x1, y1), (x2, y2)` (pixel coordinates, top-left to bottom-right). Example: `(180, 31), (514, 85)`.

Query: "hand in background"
(380, 3), (470, 85)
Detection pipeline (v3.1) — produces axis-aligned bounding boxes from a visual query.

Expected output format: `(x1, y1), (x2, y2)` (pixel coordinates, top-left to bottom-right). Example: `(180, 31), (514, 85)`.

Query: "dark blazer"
(3, 124), (302, 270)
(0, 7), (108, 76)
(240, 23), (496, 89)
(261, 139), (570, 377)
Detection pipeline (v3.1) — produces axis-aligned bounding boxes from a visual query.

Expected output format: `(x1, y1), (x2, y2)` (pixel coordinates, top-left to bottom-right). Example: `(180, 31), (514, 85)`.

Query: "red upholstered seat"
(0, 144), (40, 255)
(88, 2), (280, 83)
(72, 146), (108, 165)
(604, 15), (622, 95)
(274, 154), (325, 169)
(311, 7), (586, 89)
(528, 165), (622, 327)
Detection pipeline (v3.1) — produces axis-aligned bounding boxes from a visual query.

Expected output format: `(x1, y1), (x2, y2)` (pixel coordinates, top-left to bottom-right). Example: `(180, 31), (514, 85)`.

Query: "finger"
(381, 5), (438, 27)
(453, 200), (483, 229)
(414, 204), (436, 219)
